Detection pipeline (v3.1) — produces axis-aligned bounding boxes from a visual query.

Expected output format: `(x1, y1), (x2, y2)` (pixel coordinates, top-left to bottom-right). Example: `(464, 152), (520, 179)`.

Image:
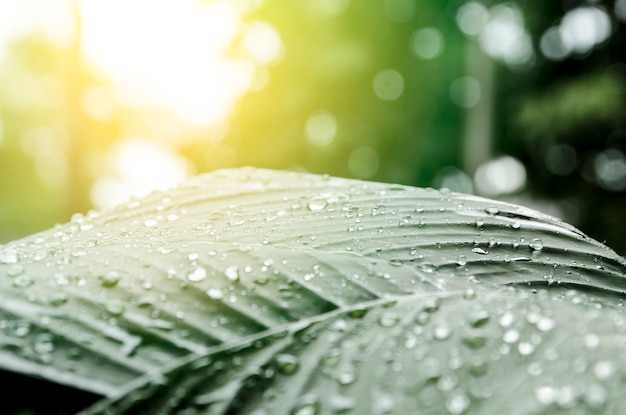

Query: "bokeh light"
(0, 0), (625, 253)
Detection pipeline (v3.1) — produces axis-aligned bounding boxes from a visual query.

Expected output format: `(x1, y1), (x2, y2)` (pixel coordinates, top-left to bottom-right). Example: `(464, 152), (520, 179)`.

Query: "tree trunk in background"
(462, 42), (494, 175)
(64, 0), (93, 218)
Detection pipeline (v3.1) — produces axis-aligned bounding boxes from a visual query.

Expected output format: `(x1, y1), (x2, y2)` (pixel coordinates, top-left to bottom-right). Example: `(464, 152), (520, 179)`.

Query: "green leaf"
(1, 168), (625, 414)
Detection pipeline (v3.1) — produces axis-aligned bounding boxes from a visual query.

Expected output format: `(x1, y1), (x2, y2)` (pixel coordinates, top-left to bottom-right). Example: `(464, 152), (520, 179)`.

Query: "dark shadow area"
(0, 369), (101, 415)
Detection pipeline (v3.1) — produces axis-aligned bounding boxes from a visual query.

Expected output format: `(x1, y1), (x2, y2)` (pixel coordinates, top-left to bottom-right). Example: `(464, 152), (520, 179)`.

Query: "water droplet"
(206, 287), (223, 300)
(499, 312), (514, 327)
(432, 323), (452, 340)
(49, 293), (68, 307)
(469, 360), (488, 377)
(11, 321), (31, 337)
(456, 255), (468, 266)
(467, 310), (490, 328)
(228, 215), (245, 226)
(529, 238), (544, 251)
(593, 360), (615, 380)
(7, 264), (24, 276)
(337, 367), (358, 385)
(518, 342), (535, 355)
(583, 384), (607, 409)
(105, 300), (125, 316)
(475, 218), (484, 228)
(188, 252), (200, 261)
(422, 299), (439, 313)
(144, 218), (158, 227)
(471, 247), (488, 255)
(187, 267), (207, 282)
(12, 276), (34, 288)
(224, 266), (240, 282)
(535, 385), (557, 405)
(307, 197), (327, 212)
(254, 277), (269, 285)
(276, 353), (299, 375)
(445, 393), (470, 414)
(329, 394), (356, 413)
(33, 333), (55, 354)
(399, 215), (412, 226)
(485, 206), (500, 215)
(291, 394), (319, 415)
(348, 308), (367, 319)
(99, 271), (121, 288)
(584, 334), (600, 349)
(378, 312), (400, 327)
(537, 317), (555, 332)
(503, 329), (519, 343)
(463, 334), (487, 349)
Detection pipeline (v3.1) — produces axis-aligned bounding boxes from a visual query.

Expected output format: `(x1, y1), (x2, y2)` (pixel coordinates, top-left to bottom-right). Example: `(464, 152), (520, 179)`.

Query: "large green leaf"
(1, 168), (625, 414)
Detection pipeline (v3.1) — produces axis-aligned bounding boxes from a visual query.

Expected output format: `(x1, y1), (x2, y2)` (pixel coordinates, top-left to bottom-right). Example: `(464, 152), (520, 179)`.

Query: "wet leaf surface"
(1, 168), (625, 414)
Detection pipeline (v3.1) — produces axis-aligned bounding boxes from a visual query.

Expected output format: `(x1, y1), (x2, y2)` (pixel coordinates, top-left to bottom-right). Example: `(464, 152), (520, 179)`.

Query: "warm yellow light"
(80, 0), (256, 126)
(91, 139), (192, 208)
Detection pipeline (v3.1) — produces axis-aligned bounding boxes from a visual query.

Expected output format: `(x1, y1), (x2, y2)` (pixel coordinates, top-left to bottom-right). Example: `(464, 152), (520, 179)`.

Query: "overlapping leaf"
(1, 168), (625, 414)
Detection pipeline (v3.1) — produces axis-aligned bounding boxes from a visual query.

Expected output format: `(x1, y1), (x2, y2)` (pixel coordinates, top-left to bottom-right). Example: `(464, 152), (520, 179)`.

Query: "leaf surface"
(1, 168), (625, 414)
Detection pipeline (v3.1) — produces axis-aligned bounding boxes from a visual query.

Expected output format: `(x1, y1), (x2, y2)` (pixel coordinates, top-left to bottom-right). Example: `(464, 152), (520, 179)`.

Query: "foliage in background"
(0, 0), (624, 253)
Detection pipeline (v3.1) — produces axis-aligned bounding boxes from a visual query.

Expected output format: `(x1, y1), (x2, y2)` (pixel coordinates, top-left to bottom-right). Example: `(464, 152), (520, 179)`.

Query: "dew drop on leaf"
(469, 360), (488, 377)
(583, 384), (607, 409)
(399, 215), (412, 226)
(485, 206), (500, 215)
(187, 252), (200, 261)
(537, 317), (555, 332)
(593, 360), (615, 380)
(471, 247), (488, 255)
(49, 293), (68, 307)
(535, 385), (557, 405)
(144, 218), (158, 227)
(206, 287), (223, 300)
(518, 342), (535, 355)
(307, 197), (327, 212)
(7, 264), (24, 276)
(11, 321), (31, 337)
(529, 238), (544, 251)
(276, 353), (300, 375)
(99, 271), (121, 287)
(292, 394), (319, 415)
(467, 310), (490, 328)
(33, 333), (55, 354)
(0, 249), (18, 264)
(421, 299), (439, 313)
(336, 366), (358, 385)
(329, 394), (356, 413)
(228, 215), (245, 226)
(105, 300), (125, 316)
(503, 329), (520, 343)
(254, 277), (269, 285)
(445, 393), (470, 415)
(225, 266), (240, 282)
(462, 334), (487, 349)
(187, 267), (207, 282)
(348, 308), (367, 319)
(12, 275), (34, 288)
(432, 323), (452, 340)
(456, 255), (468, 266)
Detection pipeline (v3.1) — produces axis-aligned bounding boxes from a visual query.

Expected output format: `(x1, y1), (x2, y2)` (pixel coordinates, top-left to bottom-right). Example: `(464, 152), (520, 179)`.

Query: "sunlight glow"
(80, 0), (262, 126)
(92, 140), (192, 209)
(0, 0), (74, 61)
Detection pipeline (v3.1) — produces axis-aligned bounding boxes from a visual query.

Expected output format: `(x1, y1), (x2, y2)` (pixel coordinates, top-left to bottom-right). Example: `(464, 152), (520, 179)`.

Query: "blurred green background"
(0, 0), (625, 253)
